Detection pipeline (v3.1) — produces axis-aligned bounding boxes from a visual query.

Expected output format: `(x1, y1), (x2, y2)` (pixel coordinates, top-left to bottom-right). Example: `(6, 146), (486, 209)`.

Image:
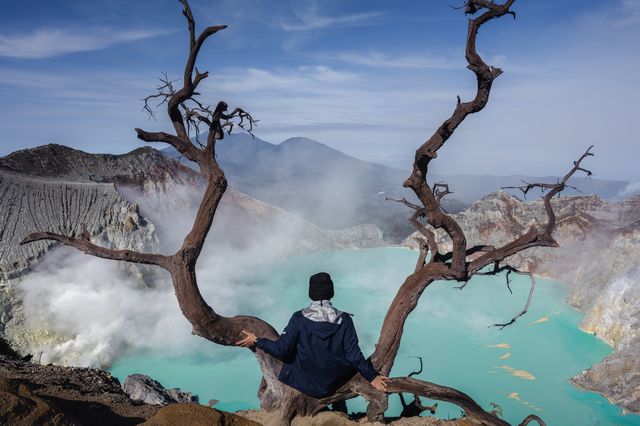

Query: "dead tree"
(20, 1), (590, 425)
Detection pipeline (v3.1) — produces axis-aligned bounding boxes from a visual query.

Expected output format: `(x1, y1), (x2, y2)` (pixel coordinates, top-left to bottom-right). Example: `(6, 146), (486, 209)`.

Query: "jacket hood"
(301, 300), (343, 324)
(297, 311), (346, 340)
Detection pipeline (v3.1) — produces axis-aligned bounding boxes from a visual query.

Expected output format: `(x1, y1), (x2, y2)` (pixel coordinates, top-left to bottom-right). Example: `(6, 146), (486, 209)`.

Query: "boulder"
(122, 373), (198, 406)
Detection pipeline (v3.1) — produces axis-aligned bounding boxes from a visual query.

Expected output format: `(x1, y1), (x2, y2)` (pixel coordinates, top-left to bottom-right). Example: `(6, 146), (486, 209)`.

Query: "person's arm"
(236, 314), (298, 360)
(256, 315), (297, 359)
(342, 315), (380, 382)
(343, 316), (390, 391)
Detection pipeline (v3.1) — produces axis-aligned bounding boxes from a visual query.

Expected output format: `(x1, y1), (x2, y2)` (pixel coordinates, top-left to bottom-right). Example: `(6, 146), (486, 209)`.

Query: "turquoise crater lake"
(110, 247), (640, 425)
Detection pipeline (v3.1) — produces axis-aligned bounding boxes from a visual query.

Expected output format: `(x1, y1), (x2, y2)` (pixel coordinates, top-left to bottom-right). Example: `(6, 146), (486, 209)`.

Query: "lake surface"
(110, 247), (640, 425)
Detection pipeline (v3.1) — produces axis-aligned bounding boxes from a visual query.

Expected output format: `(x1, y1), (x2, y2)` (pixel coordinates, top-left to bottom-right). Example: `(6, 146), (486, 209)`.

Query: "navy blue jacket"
(255, 310), (379, 398)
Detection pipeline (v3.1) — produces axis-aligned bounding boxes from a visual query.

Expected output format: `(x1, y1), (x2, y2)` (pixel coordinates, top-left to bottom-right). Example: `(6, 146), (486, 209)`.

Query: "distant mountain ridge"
(0, 144), (197, 185)
(425, 173), (628, 204)
(163, 133), (628, 241)
(163, 134), (464, 241)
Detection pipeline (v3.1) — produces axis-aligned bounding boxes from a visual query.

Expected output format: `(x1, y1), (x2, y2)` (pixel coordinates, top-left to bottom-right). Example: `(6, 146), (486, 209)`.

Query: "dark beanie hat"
(309, 272), (334, 301)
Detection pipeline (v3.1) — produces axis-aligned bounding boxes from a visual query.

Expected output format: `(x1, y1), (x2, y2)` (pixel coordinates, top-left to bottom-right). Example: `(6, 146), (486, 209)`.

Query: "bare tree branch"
(503, 145), (594, 240)
(21, 0), (285, 414)
(474, 261), (536, 328)
(468, 145), (594, 275)
(142, 72), (178, 120)
(134, 128), (201, 163)
(386, 196), (440, 266)
(387, 376), (509, 425)
(20, 231), (169, 268)
(413, 237), (429, 273)
(518, 414), (547, 426)
(385, 197), (422, 211)
(407, 356), (423, 378)
(410, 213), (440, 263)
(372, 0), (518, 376)
(433, 182), (453, 203)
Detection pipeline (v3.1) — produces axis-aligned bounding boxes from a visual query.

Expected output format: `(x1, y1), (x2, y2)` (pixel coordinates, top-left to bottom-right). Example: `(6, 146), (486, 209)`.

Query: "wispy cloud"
(583, 0), (640, 28)
(613, 0), (640, 27)
(214, 65), (358, 93)
(279, 1), (383, 32)
(330, 50), (461, 70)
(0, 66), (153, 102)
(0, 27), (170, 59)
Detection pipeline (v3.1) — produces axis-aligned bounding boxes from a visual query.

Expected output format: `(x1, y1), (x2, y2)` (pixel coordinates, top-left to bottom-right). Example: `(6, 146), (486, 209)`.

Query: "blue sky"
(0, 0), (638, 182)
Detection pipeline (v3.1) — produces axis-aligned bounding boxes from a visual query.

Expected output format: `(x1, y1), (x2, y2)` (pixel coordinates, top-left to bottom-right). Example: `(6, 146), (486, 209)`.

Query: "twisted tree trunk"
(21, 1), (592, 425)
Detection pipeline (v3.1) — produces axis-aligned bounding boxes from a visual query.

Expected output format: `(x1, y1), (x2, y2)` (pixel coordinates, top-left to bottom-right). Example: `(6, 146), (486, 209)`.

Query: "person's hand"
(371, 374), (390, 392)
(236, 329), (257, 347)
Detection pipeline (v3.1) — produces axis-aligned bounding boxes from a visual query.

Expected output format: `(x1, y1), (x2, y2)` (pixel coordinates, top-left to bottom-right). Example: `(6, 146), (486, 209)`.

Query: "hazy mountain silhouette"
(162, 133), (627, 242)
(163, 134), (454, 241)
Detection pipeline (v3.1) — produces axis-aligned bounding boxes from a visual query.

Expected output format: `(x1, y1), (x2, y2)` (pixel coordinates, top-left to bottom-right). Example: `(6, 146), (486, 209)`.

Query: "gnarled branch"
(134, 128), (201, 163)
(501, 145), (594, 240)
(372, 0), (518, 376)
(468, 145), (594, 276)
(474, 261), (536, 328)
(20, 231), (169, 268)
(387, 376), (509, 425)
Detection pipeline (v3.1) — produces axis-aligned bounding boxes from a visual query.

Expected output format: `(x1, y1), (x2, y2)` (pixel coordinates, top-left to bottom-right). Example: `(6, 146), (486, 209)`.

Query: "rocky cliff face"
(0, 144), (204, 283)
(0, 146), (175, 354)
(0, 144), (383, 361)
(403, 191), (640, 414)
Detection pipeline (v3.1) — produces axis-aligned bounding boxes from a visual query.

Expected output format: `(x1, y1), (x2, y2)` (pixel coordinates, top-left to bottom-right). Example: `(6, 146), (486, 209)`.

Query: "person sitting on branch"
(236, 272), (389, 399)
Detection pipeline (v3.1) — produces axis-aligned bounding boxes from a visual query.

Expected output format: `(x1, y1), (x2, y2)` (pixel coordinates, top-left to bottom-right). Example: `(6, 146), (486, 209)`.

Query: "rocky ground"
(404, 190), (640, 414)
(238, 410), (471, 426)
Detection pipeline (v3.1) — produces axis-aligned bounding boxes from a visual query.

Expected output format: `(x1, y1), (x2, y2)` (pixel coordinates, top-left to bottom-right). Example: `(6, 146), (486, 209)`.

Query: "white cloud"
(0, 27), (170, 59)
(298, 65), (357, 83)
(213, 65), (358, 93)
(332, 50), (461, 70)
(279, 1), (383, 32)
(581, 0), (640, 28)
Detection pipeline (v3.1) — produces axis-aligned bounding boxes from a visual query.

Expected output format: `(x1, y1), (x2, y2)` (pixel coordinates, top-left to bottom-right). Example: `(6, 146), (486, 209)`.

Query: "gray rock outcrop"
(122, 373), (198, 405)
